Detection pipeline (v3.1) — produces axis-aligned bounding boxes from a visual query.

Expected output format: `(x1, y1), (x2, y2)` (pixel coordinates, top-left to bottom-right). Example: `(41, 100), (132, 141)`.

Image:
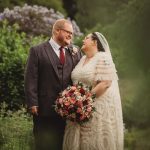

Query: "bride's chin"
(81, 46), (85, 51)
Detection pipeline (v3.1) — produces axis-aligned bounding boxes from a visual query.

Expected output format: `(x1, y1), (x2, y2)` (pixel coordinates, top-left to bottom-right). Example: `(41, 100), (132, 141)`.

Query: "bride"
(63, 32), (124, 150)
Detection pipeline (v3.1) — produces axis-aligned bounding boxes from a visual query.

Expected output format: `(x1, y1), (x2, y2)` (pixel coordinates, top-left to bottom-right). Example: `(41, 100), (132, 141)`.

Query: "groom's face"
(57, 23), (73, 46)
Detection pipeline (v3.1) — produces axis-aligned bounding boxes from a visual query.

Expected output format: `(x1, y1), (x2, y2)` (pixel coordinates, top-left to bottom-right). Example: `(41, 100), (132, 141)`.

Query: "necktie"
(59, 46), (65, 65)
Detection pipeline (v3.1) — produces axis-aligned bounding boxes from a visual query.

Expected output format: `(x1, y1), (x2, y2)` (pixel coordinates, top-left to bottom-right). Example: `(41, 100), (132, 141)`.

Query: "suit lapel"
(67, 47), (76, 68)
(44, 41), (60, 79)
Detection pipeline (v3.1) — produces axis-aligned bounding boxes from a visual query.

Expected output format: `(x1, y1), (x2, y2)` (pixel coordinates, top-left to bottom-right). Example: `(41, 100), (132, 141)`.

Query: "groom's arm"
(24, 47), (39, 112)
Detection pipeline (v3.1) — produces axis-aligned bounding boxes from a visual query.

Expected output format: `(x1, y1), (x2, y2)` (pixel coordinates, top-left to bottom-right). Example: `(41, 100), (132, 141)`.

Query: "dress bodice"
(63, 52), (124, 150)
(71, 54), (98, 86)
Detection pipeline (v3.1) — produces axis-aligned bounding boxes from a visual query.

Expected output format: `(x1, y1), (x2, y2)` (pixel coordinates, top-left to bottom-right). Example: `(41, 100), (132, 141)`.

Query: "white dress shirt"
(49, 38), (66, 58)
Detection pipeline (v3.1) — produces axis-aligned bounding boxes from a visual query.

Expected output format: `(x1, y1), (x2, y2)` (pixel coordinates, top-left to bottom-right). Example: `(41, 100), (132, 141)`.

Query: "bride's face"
(81, 34), (95, 52)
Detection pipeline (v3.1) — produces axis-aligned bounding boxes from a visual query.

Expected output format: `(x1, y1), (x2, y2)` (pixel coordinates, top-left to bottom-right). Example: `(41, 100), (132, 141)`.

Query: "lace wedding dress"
(63, 52), (124, 150)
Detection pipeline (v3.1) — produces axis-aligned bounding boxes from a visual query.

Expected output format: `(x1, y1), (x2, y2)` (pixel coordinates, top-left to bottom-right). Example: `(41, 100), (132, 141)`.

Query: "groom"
(24, 19), (82, 150)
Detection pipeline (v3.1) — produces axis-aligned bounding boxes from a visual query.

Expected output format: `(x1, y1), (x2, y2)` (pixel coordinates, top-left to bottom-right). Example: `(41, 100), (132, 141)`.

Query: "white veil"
(94, 33), (123, 148)
(94, 32), (113, 61)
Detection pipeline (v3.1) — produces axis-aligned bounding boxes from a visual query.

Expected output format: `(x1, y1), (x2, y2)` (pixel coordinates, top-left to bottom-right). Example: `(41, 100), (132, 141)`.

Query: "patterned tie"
(59, 46), (65, 65)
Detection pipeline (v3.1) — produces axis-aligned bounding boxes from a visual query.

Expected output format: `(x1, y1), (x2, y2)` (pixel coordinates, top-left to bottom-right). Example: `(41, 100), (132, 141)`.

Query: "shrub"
(0, 20), (45, 109)
(0, 102), (33, 150)
(0, 4), (82, 37)
(125, 127), (150, 150)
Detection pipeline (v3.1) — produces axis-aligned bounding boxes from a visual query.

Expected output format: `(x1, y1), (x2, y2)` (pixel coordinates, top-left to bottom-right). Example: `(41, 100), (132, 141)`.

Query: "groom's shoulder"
(31, 40), (49, 51)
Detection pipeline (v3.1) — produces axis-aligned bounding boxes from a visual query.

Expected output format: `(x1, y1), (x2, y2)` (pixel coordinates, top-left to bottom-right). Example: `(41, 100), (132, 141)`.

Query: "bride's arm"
(91, 80), (111, 97)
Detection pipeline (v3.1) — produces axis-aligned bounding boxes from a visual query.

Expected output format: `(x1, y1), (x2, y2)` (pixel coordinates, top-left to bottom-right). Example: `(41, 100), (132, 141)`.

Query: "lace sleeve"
(95, 53), (118, 81)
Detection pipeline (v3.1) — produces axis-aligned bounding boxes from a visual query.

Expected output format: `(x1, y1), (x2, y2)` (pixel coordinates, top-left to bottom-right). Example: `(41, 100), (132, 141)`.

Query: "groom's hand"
(30, 106), (38, 115)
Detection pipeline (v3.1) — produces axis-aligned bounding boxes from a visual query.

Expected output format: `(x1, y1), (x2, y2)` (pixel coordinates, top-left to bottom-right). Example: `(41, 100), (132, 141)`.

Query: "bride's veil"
(94, 32), (113, 61)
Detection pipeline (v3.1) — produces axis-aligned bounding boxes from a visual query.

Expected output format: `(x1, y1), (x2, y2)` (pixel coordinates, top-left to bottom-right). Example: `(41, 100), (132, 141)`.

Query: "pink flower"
(87, 106), (92, 112)
(80, 115), (85, 121)
(86, 92), (92, 97)
(77, 107), (82, 113)
(70, 98), (76, 104)
(71, 86), (77, 91)
(54, 82), (96, 124)
(76, 101), (83, 107)
(59, 98), (63, 104)
(64, 101), (70, 106)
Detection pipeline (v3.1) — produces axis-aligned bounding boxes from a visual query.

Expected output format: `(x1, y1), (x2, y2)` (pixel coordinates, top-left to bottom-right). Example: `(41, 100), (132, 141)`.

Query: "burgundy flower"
(79, 88), (85, 95)
(54, 82), (96, 124)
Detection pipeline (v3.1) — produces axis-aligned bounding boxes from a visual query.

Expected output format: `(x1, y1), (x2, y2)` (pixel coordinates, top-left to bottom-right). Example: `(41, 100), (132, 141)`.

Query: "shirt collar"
(49, 38), (68, 50)
(49, 38), (60, 51)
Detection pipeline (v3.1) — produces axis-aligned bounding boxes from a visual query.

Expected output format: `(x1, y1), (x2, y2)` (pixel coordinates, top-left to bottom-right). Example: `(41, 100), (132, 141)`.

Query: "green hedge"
(0, 20), (45, 109)
(0, 102), (33, 150)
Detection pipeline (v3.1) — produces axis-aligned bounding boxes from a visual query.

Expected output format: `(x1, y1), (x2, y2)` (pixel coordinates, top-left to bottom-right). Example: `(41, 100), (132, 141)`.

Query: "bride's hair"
(91, 32), (105, 52)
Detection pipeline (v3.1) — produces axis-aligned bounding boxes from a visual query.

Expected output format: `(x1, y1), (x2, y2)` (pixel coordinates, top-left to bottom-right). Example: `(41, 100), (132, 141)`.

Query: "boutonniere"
(71, 46), (79, 56)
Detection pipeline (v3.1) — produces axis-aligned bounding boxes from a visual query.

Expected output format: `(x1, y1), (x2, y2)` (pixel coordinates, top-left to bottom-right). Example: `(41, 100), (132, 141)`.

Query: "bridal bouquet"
(54, 82), (96, 124)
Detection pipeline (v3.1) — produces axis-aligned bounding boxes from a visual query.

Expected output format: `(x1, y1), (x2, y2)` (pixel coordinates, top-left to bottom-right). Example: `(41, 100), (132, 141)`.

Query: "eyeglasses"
(59, 28), (73, 35)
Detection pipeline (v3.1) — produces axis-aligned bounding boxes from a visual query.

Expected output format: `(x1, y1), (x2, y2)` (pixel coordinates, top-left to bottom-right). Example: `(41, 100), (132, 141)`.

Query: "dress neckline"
(82, 52), (99, 67)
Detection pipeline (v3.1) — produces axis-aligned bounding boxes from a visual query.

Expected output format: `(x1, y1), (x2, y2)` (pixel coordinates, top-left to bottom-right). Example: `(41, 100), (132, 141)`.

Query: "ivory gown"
(63, 52), (124, 150)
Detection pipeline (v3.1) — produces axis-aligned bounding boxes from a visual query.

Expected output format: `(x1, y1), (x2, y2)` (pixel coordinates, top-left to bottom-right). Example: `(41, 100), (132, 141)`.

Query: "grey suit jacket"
(24, 40), (82, 116)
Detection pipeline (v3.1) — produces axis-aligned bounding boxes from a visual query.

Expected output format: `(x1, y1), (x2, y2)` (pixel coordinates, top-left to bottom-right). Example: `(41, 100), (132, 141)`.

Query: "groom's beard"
(63, 39), (72, 46)
(58, 36), (72, 46)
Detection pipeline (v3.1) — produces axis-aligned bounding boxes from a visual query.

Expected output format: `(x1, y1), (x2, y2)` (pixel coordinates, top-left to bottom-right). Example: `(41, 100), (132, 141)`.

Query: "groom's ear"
(54, 28), (60, 36)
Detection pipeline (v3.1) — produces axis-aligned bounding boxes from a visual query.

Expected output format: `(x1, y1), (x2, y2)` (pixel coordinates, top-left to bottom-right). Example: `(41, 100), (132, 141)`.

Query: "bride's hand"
(91, 80), (111, 97)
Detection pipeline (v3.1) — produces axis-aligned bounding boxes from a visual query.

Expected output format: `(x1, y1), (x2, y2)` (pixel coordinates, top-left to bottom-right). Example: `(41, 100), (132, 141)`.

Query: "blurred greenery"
(105, 0), (150, 128)
(124, 127), (150, 150)
(0, 0), (66, 14)
(0, 20), (45, 109)
(0, 102), (33, 150)
(75, 0), (130, 32)
(0, 0), (150, 149)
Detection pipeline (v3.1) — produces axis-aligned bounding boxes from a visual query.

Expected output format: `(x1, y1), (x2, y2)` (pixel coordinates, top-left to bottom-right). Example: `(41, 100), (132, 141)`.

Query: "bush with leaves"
(0, 0), (65, 14)
(0, 20), (45, 109)
(0, 102), (33, 150)
(0, 4), (82, 37)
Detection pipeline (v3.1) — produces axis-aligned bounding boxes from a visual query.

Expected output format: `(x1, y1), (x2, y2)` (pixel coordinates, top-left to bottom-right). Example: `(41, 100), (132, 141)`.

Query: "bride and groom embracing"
(25, 19), (124, 150)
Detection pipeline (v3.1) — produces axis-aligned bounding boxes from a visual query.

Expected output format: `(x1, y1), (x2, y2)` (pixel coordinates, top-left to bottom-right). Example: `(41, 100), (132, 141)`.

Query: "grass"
(0, 102), (150, 150)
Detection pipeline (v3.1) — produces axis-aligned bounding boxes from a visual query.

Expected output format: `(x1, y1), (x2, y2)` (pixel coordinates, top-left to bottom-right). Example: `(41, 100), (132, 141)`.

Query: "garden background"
(0, 0), (150, 149)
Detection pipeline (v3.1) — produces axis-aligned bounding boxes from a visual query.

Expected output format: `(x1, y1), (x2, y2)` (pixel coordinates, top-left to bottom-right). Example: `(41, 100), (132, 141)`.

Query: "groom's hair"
(52, 19), (72, 35)
(92, 33), (105, 52)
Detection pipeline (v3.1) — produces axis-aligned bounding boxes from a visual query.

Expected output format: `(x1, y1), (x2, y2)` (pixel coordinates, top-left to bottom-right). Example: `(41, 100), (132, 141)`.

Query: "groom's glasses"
(60, 28), (73, 36)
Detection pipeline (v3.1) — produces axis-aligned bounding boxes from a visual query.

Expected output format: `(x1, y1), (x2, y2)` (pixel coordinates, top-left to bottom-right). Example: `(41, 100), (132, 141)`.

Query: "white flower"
(72, 46), (78, 56)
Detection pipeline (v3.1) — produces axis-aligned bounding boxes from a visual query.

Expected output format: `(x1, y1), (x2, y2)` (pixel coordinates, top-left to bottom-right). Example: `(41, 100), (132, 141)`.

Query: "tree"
(62, 0), (77, 19)
(75, 0), (129, 31)
(0, 0), (66, 14)
(106, 0), (150, 127)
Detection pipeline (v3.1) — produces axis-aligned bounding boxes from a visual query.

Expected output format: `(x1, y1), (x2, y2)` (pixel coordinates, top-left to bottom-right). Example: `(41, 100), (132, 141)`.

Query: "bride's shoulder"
(76, 55), (86, 66)
(81, 55), (86, 58)
(96, 52), (110, 60)
(80, 55), (86, 61)
(96, 52), (113, 67)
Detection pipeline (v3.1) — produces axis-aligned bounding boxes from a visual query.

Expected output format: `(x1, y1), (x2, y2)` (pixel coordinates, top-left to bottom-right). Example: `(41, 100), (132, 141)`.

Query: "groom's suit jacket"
(24, 40), (82, 116)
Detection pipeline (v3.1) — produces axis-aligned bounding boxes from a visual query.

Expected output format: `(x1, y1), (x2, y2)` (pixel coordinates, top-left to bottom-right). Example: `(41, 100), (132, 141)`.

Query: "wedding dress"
(63, 52), (124, 150)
